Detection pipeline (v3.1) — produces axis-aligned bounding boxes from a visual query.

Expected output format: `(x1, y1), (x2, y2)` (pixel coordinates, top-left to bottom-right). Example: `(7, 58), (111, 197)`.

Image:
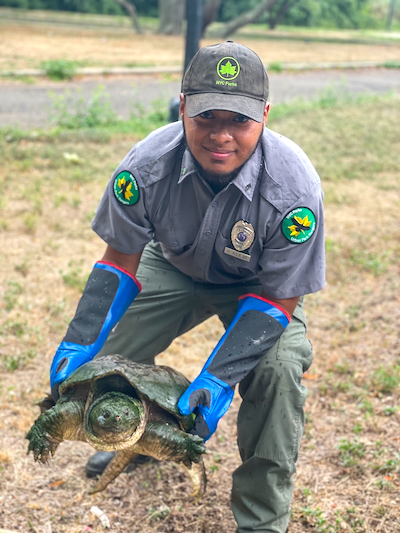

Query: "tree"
(386, 0), (397, 30)
(268, 0), (294, 29)
(113, 0), (142, 32)
(216, 0), (282, 38)
(158, 0), (185, 35)
(281, 0), (373, 29)
(202, 0), (223, 34)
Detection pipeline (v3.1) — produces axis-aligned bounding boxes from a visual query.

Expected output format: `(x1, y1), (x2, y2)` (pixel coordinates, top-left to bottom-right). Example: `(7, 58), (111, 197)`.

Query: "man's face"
(180, 95), (269, 178)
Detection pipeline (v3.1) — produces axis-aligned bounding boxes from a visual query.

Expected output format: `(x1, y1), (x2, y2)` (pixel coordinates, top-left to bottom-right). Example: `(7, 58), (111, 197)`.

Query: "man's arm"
(101, 246), (143, 277)
(178, 292), (299, 441)
(262, 294), (299, 317)
(50, 246), (143, 400)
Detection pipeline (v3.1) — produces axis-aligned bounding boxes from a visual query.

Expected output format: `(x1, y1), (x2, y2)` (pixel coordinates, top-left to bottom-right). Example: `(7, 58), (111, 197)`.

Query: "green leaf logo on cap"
(113, 171), (139, 206)
(282, 207), (316, 244)
(217, 57), (240, 81)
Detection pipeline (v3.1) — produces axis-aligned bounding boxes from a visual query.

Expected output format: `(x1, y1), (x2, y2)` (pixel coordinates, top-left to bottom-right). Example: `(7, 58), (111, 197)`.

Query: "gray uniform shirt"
(92, 122), (325, 299)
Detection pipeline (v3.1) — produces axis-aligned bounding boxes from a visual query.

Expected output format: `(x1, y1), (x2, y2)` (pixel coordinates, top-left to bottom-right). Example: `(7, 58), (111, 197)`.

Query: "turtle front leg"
(26, 399), (85, 463)
(89, 449), (139, 494)
(136, 420), (206, 465)
(135, 421), (207, 498)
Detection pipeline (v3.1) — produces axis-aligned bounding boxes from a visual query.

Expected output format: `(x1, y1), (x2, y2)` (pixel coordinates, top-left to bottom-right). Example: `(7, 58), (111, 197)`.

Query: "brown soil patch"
(1, 21), (400, 72)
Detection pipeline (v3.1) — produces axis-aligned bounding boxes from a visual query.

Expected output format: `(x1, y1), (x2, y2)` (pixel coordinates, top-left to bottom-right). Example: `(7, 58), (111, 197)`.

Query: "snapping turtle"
(27, 355), (206, 497)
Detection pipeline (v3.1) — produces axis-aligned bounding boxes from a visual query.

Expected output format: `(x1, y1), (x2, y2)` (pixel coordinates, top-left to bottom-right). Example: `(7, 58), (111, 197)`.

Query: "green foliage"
(268, 61), (283, 73)
(383, 60), (400, 69)
(48, 84), (169, 135)
(3, 348), (37, 372)
(60, 260), (89, 292)
(383, 405), (398, 416)
(148, 505), (170, 521)
(0, 319), (27, 338)
(40, 59), (77, 81)
(3, 281), (23, 311)
(220, 0), (262, 22)
(1, 0), (397, 30)
(374, 454), (400, 474)
(23, 213), (38, 233)
(349, 248), (390, 275)
(0, 0), (158, 16)
(279, 0), (378, 29)
(370, 362), (400, 393)
(218, 0), (382, 29)
(49, 86), (118, 129)
(338, 438), (366, 467)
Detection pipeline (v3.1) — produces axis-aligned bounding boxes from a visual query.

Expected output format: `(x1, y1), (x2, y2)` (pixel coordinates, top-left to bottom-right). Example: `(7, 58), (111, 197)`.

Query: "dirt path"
(1, 68), (400, 129)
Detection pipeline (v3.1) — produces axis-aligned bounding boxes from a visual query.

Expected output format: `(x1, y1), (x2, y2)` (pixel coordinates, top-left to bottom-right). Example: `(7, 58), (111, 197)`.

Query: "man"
(50, 42), (325, 533)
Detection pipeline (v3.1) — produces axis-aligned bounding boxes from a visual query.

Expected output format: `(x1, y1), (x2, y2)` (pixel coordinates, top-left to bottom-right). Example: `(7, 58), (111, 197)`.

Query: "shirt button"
(206, 230), (211, 235)
(172, 241), (179, 247)
(200, 251), (205, 256)
(212, 201), (218, 207)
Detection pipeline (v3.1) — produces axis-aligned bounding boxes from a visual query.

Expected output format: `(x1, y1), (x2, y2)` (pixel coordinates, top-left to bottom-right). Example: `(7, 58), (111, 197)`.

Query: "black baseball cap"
(182, 41), (269, 123)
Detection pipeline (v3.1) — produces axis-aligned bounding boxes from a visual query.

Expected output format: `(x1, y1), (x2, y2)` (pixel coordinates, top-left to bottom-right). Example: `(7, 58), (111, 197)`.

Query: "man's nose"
(209, 123), (233, 143)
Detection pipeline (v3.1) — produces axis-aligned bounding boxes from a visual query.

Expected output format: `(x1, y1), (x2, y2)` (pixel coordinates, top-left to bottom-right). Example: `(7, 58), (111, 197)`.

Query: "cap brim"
(185, 93), (265, 123)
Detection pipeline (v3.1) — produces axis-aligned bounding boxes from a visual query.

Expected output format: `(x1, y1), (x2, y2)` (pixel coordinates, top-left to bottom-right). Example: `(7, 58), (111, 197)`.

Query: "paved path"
(1, 69), (400, 129)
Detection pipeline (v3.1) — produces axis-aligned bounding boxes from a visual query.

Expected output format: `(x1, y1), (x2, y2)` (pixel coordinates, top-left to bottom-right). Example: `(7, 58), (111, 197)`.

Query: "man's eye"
(234, 115), (250, 123)
(199, 111), (214, 119)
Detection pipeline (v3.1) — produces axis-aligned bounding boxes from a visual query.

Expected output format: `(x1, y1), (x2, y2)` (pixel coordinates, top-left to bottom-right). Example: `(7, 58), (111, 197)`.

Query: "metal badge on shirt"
(224, 220), (255, 263)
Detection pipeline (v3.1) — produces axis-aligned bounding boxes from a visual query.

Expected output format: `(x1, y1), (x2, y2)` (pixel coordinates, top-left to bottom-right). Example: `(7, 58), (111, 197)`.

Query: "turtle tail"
(184, 458), (207, 500)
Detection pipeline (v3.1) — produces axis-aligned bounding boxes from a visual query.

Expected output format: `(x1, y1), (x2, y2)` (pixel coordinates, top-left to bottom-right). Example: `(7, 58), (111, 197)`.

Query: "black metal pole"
(184, 0), (203, 72)
(169, 0), (203, 122)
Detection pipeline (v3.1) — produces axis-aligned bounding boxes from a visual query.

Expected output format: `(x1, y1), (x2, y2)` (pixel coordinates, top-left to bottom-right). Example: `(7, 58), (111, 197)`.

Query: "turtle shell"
(60, 354), (194, 432)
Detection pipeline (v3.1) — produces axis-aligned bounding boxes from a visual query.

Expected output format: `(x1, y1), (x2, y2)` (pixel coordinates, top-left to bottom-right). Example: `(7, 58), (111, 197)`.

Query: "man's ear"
(263, 102), (270, 126)
(179, 93), (185, 120)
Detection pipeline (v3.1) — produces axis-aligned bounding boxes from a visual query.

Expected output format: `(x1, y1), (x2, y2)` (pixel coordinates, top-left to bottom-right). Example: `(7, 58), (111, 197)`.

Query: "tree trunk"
(202, 0), (222, 35)
(269, 0), (293, 30)
(217, 0), (281, 38)
(158, 0), (185, 35)
(114, 0), (142, 33)
(386, 0), (397, 31)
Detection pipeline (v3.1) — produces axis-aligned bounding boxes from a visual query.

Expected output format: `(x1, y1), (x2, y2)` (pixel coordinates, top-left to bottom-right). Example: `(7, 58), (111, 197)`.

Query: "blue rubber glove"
(178, 372), (234, 442)
(50, 261), (141, 400)
(178, 294), (290, 441)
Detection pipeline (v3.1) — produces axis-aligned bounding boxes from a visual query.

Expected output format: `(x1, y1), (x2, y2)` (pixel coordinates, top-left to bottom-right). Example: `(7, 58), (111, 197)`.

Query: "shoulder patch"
(113, 171), (139, 206)
(282, 207), (316, 244)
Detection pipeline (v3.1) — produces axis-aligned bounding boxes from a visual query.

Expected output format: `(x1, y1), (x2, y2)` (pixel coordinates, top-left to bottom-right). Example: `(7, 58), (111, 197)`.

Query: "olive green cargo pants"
(97, 242), (314, 533)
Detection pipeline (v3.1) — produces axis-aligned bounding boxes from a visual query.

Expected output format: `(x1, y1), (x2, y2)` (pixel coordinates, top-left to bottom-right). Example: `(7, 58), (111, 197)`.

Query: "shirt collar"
(178, 147), (198, 183)
(178, 142), (263, 202)
(232, 143), (262, 201)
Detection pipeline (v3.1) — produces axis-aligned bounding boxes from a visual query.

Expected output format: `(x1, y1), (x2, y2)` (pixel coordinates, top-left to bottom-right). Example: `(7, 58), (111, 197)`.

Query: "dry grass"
(0, 96), (399, 532)
(2, 20), (400, 72)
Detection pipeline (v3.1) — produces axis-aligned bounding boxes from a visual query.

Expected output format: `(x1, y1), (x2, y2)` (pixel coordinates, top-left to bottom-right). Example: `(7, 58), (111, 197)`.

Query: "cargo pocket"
(276, 300), (313, 373)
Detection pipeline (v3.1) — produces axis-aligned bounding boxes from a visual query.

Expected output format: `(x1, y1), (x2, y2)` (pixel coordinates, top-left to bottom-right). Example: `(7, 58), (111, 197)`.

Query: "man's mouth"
(204, 147), (235, 160)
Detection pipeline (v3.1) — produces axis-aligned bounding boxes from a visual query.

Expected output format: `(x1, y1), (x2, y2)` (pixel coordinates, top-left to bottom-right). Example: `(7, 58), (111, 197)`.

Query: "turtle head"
(86, 392), (144, 446)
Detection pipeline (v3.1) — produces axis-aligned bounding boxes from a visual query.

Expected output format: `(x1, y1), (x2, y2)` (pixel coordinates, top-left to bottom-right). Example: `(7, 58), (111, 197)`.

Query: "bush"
(49, 85), (118, 128)
(41, 59), (77, 81)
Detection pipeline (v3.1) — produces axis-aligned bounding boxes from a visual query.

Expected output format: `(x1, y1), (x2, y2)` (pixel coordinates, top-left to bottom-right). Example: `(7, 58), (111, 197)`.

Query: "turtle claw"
(185, 433), (206, 464)
(26, 426), (58, 464)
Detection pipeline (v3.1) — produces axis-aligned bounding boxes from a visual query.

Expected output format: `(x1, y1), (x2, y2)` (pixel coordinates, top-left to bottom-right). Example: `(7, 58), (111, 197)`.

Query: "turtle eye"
(103, 410), (110, 419)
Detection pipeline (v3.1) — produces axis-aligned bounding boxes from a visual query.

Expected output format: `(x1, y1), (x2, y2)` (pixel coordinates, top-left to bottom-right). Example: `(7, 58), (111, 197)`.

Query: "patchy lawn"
(0, 95), (399, 532)
(1, 17), (400, 73)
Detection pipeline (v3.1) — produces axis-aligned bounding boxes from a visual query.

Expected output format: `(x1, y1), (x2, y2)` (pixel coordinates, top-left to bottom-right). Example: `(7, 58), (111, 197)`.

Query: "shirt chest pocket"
(154, 226), (199, 253)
